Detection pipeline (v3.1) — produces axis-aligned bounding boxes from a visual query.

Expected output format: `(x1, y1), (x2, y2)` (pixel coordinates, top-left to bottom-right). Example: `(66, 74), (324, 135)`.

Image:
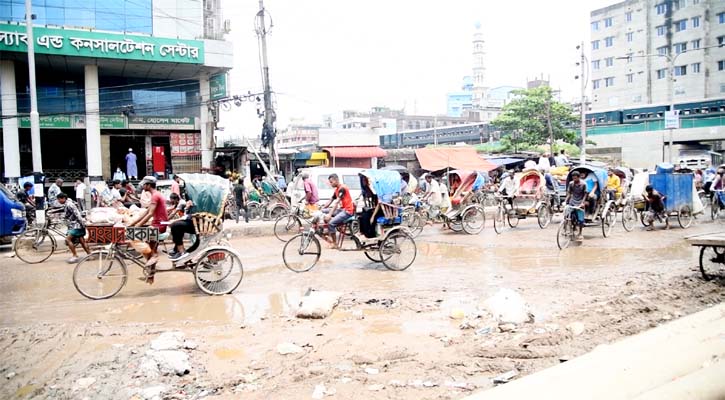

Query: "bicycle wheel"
(274, 215), (303, 242)
(380, 230), (417, 271)
(537, 204), (552, 229)
(194, 248), (244, 295)
(699, 246), (725, 281)
(247, 202), (262, 221)
(408, 212), (425, 238)
(269, 205), (288, 221)
(282, 233), (321, 272)
(493, 206), (505, 234)
(13, 228), (57, 264)
(507, 211), (520, 228)
(73, 250), (127, 300)
(601, 204), (616, 237)
(462, 206), (485, 235)
(621, 204), (637, 232)
(677, 205), (693, 229)
(556, 219), (572, 250)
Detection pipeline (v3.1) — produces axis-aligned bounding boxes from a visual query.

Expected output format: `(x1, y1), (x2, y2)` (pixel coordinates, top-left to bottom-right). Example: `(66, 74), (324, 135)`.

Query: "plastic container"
(648, 173), (693, 210)
(655, 163), (674, 174)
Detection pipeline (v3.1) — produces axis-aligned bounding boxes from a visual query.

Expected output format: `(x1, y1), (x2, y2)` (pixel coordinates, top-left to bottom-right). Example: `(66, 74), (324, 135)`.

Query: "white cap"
(128, 148), (133, 152)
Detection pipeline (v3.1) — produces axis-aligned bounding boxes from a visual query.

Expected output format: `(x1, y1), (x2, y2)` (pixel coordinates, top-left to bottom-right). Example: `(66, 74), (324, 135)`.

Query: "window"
(692, 39), (701, 49)
(692, 62), (701, 73)
(627, 73), (634, 83)
(675, 19), (687, 32)
(604, 17), (613, 27)
(605, 57), (614, 67)
(674, 65), (687, 76)
(591, 21), (600, 31)
(626, 32), (634, 42)
(656, 25), (666, 36)
(692, 16), (700, 28)
(718, 36), (725, 46)
(605, 77), (615, 87)
(593, 79), (601, 89)
(605, 36), (614, 47)
(719, 12), (725, 24)
(674, 42), (687, 54)
(626, 11), (633, 22)
(673, 0), (686, 10)
(626, 53), (633, 63)
(655, 3), (668, 15)
(719, 60), (725, 71)
(657, 68), (667, 79)
(592, 40), (600, 50)
(657, 46), (669, 56)
(592, 59), (601, 70)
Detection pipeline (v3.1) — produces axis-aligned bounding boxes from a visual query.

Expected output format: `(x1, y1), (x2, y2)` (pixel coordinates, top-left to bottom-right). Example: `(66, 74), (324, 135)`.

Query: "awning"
(323, 146), (387, 159)
(415, 147), (496, 172)
(487, 157), (525, 167)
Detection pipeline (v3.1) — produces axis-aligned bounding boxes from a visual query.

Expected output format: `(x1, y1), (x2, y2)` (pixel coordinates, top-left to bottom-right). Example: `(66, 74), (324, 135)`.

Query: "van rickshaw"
(640, 171), (695, 229)
(282, 169), (417, 272)
(493, 168), (552, 233)
(556, 166), (618, 249)
(72, 173), (244, 300)
(440, 170), (487, 235)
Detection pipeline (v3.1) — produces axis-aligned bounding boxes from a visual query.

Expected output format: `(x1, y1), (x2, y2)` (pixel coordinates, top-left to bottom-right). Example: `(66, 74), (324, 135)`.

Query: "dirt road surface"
(1, 219), (723, 399)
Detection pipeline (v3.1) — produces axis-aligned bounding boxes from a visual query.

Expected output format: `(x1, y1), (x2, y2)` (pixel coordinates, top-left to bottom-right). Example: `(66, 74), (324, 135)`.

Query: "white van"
(287, 167), (363, 206)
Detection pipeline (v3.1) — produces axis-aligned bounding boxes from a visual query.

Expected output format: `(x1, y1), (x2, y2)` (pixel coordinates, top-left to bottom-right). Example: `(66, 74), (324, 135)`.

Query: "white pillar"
(84, 65), (103, 180)
(199, 74), (212, 169)
(1, 60), (20, 181)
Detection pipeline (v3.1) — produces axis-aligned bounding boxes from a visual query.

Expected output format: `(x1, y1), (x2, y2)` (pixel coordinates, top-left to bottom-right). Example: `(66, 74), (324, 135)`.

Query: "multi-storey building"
(589, 0), (725, 111)
(0, 0), (233, 182)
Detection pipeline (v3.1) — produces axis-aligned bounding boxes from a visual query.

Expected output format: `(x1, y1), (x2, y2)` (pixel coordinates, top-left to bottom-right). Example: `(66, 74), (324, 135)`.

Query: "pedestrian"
(17, 182), (37, 225)
(643, 185), (669, 230)
(113, 166), (127, 182)
(555, 149), (569, 166)
(233, 178), (249, 223)
(171, 174), (181, 196)
(47, 178), (63, 206)
(56, 193), (90, 263)
(126, 148), (138, 180)
(74, 178), (86, 211)
(110, 180), (124, 207)
(301, 172), (319, 213)
(421, 174), (442, 220)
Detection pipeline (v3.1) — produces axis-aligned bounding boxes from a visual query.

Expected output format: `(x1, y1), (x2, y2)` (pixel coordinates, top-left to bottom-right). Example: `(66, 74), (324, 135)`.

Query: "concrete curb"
(223, 221), (277, 238)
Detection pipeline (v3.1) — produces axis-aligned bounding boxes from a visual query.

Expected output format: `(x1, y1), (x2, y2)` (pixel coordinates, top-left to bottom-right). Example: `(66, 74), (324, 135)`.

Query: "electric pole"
(545, 97), (554, 158)
(578, 42), (587, 164)
(25, 0), (42, 173)
(256, 0), (277, 175)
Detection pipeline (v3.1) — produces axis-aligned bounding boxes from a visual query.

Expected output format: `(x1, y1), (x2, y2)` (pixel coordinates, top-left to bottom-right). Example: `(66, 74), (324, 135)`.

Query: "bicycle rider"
(320, 173), (355, 249)
(565, 171), (587, 241)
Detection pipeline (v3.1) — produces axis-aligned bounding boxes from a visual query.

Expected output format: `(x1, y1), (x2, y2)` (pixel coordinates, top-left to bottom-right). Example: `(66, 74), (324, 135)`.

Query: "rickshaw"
(556, 166), (618, 249)
(641, 171), (695, 229)
(72, 173), (244, 300)
(440, 170), (487, 234)
(610, 167), (639, 232)
(282, 169), (417, 272)
(493, 168), (552, 233)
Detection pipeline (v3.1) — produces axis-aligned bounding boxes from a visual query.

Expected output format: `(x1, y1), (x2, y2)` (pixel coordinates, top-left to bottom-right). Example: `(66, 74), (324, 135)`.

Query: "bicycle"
(557, 205), (585, 249)
(273, 203), (313, 242)
(492, 195), (517, 234)
(711, 190), (725, 224)
(13, 207), (70, 264)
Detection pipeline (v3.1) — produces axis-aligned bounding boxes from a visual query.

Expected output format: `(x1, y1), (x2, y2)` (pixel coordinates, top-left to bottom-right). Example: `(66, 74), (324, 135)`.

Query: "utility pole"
(433, 116), (438, 146)
(578, 41), (587, 164)
(666, 54), (675, 164)
(545, 97), (554, 157)
(25, 0), (42, 173)
(256, 0), (277, 175)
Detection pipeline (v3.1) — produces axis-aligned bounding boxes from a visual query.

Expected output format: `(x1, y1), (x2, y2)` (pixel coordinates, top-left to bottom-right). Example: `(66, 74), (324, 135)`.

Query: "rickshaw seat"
(192, 212), (223, 237)
(370, 202), (402, 226)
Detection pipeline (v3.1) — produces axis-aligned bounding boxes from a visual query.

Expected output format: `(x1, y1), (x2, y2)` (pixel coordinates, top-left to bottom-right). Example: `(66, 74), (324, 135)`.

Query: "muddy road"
(1, 219), (723, 399)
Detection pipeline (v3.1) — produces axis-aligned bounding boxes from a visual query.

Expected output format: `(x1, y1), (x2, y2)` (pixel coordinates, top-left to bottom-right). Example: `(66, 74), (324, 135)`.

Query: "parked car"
(287, 167), (364, 206)
(0, 183), (27, 245)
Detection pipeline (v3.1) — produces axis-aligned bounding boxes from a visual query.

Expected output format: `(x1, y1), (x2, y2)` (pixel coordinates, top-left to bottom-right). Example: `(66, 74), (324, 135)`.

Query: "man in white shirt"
(498, 172), (517, 207)
(74, 178), (87, 211)
(555, 149), (569, 166)
(422, 174), (442, 204)
(47, 178), (63, 206)
(110, 180), (123, 207)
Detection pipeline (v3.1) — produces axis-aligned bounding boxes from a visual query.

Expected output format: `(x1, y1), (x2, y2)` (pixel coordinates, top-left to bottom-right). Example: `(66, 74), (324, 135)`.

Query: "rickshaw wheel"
(283, 234), (321, 273)
(365, 242), (391, 263)
(556, 219), (572, 250)
(462, 206), (485, 235)
(13, 228), (57, 264)
(640, 210), (650, 227)
(601, 203), (616, 237)
(409, 213), (425, 238)
(195, 248), (244, 295)
(507, 211), (520, 228)
(448, 219), (463, 232)
(493, 206), (505, 234)
(269, 205), (287, 221)
(699, 246), (725, 281)
(380, 230), (417, 271)
(274, 215), (303, 242)
(247, 202), (262, 221)
(537, 204), (552, 229)
(621, 204), (637, 232)
(677, 205), (693, 229)
(73, 250), (128, 300)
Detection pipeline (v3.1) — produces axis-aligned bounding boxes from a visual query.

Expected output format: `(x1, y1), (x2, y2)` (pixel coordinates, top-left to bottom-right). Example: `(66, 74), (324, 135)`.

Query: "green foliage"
(491, 86), (578, 147)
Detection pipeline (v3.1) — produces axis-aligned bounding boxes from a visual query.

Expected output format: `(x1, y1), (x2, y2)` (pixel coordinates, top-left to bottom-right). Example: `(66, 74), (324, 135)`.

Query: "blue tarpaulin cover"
(359, 169), (402, 203)
(567, 166), (608, 197)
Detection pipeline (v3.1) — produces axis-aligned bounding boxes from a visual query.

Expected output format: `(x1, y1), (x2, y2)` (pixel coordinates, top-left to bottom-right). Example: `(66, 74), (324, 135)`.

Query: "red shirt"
(334, 185), (355, 214)
(150, 190), (168, 232)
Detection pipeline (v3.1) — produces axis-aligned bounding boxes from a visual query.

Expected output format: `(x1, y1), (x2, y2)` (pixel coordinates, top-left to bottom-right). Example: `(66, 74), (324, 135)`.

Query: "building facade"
(589, 0), (725, 112)
(0, 0), (233, 182)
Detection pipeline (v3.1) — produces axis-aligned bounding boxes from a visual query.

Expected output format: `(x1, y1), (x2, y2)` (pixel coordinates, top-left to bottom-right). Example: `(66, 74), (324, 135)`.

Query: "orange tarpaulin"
(415, 147), (496, 172)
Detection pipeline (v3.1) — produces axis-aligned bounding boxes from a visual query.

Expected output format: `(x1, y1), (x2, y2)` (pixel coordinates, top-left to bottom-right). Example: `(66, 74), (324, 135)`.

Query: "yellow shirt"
(607, 174), (622, 194)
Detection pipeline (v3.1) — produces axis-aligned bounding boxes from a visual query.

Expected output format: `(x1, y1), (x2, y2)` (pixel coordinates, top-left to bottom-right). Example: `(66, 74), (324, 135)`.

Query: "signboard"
(128, 116), (196, 130)
(0, 24), (204, 64)
(210, 73), (228, 100)
(170, 133), (202, 156)
(72, 115), (127, 129)
(664, 110), (679, 129)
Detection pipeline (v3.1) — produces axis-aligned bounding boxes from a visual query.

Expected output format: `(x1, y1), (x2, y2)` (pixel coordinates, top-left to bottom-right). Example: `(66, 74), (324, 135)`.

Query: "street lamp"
(618, 45), (722, 163)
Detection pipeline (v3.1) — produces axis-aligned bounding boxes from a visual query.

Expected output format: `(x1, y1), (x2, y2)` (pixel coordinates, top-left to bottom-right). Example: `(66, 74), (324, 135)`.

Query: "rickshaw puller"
(320, 174), (354, 248)
(565, 171), (587, 241)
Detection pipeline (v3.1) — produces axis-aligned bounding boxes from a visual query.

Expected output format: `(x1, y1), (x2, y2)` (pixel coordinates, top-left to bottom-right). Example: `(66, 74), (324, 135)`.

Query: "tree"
(491, 86), (578, 152)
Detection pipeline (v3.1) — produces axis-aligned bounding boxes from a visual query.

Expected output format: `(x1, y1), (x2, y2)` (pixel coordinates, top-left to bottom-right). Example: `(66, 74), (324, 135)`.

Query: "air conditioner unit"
(223, 19), (231, 33)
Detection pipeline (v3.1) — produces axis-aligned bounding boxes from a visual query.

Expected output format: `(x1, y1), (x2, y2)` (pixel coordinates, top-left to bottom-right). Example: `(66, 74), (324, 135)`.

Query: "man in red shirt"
(322, 173), (355, 248)
(129, 176), (168, 282)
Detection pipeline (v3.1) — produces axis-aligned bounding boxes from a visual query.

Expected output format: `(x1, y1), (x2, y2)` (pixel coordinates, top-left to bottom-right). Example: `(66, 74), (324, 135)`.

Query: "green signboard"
(0, 114), (194, 129)
(128, 116), (196, 130)
(210, 73), (228, 100)
(18, 115), (73, 128)
(0, 24), (204, 64)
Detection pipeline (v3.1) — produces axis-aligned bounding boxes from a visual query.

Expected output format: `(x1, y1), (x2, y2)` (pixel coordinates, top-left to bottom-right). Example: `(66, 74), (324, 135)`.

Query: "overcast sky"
(217, 0), (615, 140)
